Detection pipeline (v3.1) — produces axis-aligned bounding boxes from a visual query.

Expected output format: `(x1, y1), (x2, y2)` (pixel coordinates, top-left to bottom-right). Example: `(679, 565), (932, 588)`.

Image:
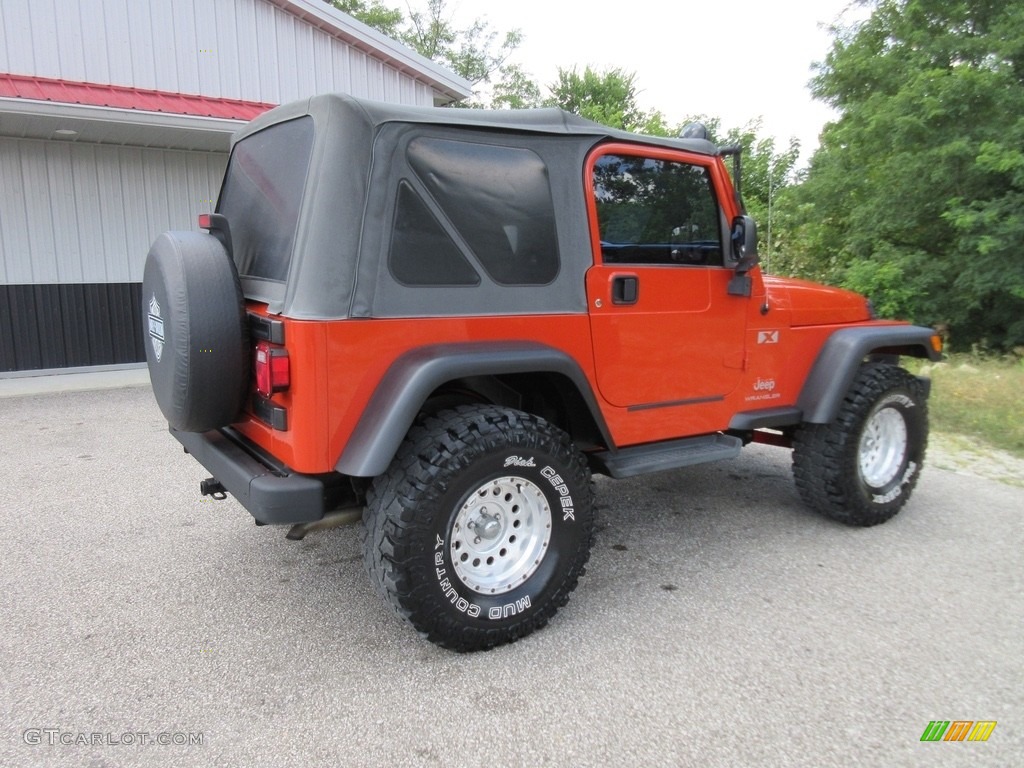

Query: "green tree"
(721, 124), (800, 271)
(782, 0), (1024, 349)
(545, 67), (662, 133)
(404, 1), (521, 90)
(329, 0), (402, 38)
(329, 0), (538, 108)
(490, 63), (543, 109)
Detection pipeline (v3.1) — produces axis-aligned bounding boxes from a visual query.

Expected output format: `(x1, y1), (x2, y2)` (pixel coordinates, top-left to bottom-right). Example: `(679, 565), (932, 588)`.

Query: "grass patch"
(906, 354), (1024, 459)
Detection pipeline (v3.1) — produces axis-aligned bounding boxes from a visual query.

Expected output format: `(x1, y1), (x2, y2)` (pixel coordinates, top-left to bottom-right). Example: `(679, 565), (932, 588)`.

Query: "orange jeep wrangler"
(143, 94), (942, 651)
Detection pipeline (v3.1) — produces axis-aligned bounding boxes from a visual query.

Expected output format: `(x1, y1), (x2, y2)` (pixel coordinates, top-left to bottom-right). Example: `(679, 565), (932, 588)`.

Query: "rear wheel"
(363, 405), (595, 652)
(793, 364), (928, 526)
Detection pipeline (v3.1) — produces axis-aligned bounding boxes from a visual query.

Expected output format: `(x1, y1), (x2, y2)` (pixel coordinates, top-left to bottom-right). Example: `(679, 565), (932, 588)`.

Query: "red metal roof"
(0, 73), (275, 121)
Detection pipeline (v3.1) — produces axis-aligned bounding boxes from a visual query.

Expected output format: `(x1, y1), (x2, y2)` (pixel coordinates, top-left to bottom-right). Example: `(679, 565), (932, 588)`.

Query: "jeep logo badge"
(148, 294), (164, 362)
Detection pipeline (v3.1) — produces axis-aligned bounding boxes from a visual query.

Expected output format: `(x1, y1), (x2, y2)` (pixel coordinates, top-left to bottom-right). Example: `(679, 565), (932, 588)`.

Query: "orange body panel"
(586, 266), (748, 407)
(764, 275), (872, 326)
(237, 312), (602, 473)
(237, 291), (907, 475)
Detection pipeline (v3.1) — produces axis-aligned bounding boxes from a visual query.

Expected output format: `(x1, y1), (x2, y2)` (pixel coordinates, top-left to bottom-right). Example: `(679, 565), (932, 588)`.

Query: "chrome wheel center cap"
(473, 510), (502, 540)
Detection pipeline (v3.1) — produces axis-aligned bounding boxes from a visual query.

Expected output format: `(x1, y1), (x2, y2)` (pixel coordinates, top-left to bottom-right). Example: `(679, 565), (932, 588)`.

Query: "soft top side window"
(592, 153), (723, 267)
(389, 182), (481, 287)
(403, 137), (560, 286)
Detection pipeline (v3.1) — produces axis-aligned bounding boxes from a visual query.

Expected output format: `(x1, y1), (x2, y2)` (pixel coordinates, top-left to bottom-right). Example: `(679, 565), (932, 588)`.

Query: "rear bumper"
(170, 426), (326, 525)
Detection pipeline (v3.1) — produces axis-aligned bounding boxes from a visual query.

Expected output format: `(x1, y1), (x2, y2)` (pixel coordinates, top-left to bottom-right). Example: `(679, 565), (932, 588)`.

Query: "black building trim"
(1, 283), (145, 372)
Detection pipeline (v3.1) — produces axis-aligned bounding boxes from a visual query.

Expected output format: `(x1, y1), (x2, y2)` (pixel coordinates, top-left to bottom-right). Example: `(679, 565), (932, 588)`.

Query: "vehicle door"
(585, 145), (750, 409)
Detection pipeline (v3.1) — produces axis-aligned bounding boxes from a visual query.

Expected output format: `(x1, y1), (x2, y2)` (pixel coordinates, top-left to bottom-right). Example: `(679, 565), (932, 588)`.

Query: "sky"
(454, 0), (868, 161)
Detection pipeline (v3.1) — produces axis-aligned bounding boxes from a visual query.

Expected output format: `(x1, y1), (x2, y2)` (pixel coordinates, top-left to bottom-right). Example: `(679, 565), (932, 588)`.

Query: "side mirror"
(731, 215), (759, 272)
(728, 215), (759, 297)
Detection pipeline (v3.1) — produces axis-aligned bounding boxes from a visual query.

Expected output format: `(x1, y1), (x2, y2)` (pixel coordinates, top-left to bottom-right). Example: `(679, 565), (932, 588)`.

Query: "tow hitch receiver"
(200, 478), (227, 500)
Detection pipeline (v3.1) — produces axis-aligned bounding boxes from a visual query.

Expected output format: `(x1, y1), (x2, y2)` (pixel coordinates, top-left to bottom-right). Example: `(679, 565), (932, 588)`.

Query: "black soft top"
(233, 93), (720, 156)
(225, 94), (721, 320)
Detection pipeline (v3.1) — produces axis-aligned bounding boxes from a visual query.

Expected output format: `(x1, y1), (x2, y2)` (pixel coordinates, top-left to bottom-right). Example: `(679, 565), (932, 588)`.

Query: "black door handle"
(612, 276), (639, 305)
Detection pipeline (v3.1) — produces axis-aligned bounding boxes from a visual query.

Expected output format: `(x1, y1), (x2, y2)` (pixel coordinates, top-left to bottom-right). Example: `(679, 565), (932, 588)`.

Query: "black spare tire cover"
(142, 231), (249, 432)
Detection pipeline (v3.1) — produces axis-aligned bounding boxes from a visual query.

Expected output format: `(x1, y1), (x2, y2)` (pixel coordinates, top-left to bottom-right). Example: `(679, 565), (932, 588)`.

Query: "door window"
(592, 154), (723, 267)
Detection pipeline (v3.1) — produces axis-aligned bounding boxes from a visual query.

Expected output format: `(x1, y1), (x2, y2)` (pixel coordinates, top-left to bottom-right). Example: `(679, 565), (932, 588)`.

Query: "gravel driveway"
(1, 383), (1020, 767)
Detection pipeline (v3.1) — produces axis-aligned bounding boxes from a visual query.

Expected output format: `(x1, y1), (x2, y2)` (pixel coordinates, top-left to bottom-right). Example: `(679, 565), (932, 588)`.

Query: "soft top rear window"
(218, 116), (314, 283)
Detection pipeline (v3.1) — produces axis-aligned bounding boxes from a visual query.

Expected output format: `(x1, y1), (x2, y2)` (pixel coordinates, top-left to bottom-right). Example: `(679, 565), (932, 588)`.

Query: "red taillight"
(254, 341), (290, 398)
(198, 213), (212, 229)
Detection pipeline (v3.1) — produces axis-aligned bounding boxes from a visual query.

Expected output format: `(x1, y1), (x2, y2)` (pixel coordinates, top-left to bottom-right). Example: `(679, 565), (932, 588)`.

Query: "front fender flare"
(797, 325), (940, 424)
(334, 342), (611, 477)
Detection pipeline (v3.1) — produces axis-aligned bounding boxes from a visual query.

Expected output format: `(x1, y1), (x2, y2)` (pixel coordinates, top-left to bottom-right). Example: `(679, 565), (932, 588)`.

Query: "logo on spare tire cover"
(148, 294), (164, 362)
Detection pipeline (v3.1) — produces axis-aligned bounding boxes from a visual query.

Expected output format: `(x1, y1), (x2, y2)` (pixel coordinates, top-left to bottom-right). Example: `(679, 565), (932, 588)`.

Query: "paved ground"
(0, 382), (1020, 767)
(928, 432), (1024, 488)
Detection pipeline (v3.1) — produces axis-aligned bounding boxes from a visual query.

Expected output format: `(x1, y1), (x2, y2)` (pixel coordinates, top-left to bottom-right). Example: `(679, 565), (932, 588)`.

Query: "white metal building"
(0, 0), (471, 373)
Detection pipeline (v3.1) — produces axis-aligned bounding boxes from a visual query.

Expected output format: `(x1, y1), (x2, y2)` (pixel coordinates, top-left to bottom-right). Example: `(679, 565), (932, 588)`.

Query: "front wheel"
(363, 405), (595, 652)
(793, 364), (929, 526)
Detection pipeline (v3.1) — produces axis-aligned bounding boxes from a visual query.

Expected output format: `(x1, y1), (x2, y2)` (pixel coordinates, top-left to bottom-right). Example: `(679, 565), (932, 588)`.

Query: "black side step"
(590, 434), (742, 479)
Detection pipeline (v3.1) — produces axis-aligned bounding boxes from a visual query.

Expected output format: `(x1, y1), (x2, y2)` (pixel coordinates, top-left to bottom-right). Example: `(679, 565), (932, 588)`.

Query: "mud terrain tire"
(363, 405), (595, 652)
(793, 364), (928, 526)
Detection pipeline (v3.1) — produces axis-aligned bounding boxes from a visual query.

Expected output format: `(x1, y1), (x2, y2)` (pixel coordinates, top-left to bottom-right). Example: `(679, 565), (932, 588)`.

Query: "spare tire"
(142, 231), (249, 432)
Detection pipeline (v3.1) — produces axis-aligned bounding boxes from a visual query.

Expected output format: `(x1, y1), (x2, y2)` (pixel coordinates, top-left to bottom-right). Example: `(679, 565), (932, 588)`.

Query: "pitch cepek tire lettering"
(363, 405), (595, 652)
(792, 364), (928, 526)
(142, 231), (249, 433)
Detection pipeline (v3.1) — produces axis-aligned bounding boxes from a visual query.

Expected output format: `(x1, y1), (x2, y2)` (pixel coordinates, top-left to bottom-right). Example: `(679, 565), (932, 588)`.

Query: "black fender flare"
(334, 342), (612, 477)
(796, 325), (940, 424)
